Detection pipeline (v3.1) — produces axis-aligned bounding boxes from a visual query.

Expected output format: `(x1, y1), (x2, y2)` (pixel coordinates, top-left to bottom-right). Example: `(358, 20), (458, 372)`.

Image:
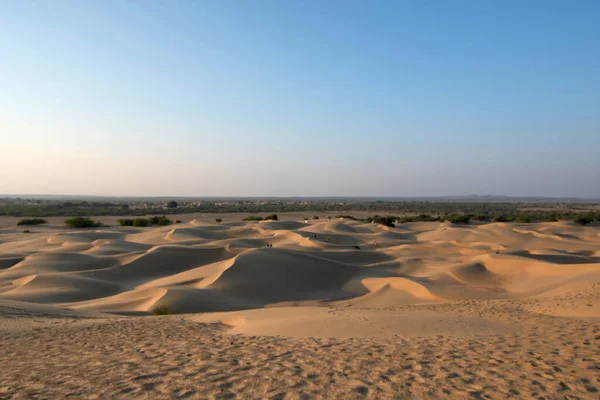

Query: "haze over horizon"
(2, 1), (599, 198)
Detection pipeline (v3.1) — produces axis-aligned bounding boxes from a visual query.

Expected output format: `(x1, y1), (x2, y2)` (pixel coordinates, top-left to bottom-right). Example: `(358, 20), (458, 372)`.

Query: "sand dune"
(1, 217), (599, 398)
(1, 218), (598, 314)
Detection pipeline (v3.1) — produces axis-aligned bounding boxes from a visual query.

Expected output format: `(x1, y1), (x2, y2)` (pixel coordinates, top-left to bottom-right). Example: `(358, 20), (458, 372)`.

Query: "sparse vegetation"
(574, 215), (595, 225)
(264, 214), (278, 221)
(17, 218), (47, 226)
(313, 216), (319, 219)
(398, 214), (440, 223)
(152, 306), (172, 315)
(335, 215), (358, 220)
(65, 217), (102, 228)
(369, 215), (395, 227)
(445, 214), (472, 224)
(22, 230), (30, 233)
(118, 216), (171, 227)
(243, 215), (263, 221)
(516, 215), (534, 223)
(149, 216), (172, 226)
(176, 220), (182, 224)
(215, 218), (222, 223)
(133, 218), (151, 227)
(2, 198), (598, 226)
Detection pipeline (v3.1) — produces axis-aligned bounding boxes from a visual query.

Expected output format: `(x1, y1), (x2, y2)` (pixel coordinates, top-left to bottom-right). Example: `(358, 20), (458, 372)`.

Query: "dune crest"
(0, 218), (598, 321)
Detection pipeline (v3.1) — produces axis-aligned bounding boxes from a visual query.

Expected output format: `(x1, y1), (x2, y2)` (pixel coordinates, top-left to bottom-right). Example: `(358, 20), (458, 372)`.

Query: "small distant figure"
(313, 234), (317, 238)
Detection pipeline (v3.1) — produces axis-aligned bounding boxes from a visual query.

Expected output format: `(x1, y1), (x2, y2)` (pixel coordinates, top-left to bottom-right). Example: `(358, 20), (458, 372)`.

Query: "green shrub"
(243, 215), (263, 221)
(516, 215), (534, 223)
(215, 218), (222, 223)
(65, 217), (101, 228)
(117, 219), (134, 226)
(166, 201), (178, 208)
(264, 214), (278, 221)
(149, 216), (172, 226)
(152, 306), (171, 315)
(574, 215), (595, 225)
(398, 214), (439, 223)
(371, 215), (395, 227)
(493, 215), (514, 222)
(133, 218), (150, 227)
(17, 218), (47, 226)
(416, 214), (438, 222)
(446, 214), (471, 224)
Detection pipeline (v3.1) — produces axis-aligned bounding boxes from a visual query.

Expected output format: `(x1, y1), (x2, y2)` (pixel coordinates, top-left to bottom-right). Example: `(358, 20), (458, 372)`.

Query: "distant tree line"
(1, 199), (598, 222)
(337, 212), (600, 227)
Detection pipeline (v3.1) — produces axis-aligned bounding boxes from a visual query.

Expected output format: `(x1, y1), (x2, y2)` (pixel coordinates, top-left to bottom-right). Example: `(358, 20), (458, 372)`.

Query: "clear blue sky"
(1, 0), (599, 197)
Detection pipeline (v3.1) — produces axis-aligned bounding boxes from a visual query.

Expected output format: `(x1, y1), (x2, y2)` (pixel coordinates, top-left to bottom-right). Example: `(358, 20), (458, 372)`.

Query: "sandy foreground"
(1, 217), (599, 399)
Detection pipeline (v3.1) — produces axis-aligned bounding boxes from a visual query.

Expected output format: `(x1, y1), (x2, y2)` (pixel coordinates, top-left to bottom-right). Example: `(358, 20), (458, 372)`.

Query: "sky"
(1, 0), (599, 198)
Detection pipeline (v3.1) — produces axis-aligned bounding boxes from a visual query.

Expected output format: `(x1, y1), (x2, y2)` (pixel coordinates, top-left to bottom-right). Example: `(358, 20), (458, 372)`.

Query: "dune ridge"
(1, 217), (600, 399)
(1, 219), (599, 315)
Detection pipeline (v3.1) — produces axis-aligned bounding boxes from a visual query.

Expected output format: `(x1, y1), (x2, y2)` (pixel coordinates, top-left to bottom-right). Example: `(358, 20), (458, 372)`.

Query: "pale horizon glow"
(2, 1), (599, 198)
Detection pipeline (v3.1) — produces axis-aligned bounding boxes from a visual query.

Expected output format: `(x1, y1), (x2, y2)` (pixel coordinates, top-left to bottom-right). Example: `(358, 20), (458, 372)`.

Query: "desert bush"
(472, 214), (491, 221)
(65, 217), (101, 228)
(264, 214), (278, 221)
(416, 214), (438, 222)
(152, 306), (171, 315)
(22, 230), (30, 233)
(574, 214), (595, 225)
(117, 219), (134, 226)
(243, 215), (263, 221)
(372, 215), (395, 227)
(335, 215), (358, 220)
(446, 214), (471, 224)
(17, 218), (47, 226)
(133, 218), (151, 227)
(149, 216), (172, 226)
(516, 215), (534, 223)
(215, 218), (222, 223)
(176, 220), (182, 223)
(313, 216), (319, 220)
